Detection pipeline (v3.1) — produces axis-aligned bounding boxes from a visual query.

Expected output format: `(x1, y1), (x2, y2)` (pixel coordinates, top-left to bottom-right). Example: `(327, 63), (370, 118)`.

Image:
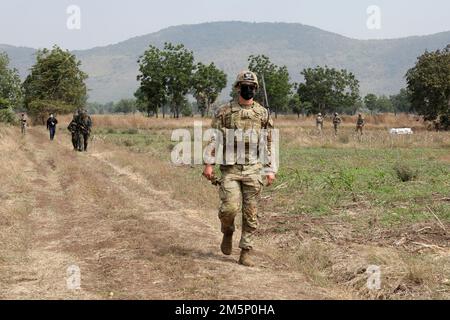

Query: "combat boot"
(239, 249), (255, 267)
(220, 232), (233, 255)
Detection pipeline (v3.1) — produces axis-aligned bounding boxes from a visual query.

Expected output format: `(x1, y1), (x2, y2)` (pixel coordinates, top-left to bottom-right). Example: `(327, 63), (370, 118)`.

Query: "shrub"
(0, 108), (17, 124)
(123, 128), (138, 135)
(122, 139), (135, 147)
(394, 163), (417, 182)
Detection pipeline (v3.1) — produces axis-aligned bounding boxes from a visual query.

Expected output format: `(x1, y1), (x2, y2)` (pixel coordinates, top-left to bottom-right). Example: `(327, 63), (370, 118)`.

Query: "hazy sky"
(1, 0), (449, 50)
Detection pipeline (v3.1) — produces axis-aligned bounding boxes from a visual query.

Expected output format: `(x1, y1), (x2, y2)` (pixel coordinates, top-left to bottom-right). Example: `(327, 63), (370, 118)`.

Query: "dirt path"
(0, 126), (343, 299)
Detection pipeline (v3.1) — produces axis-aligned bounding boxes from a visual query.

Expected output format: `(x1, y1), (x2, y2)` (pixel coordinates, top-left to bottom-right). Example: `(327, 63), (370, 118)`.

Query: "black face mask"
(239, 85), (256, 100)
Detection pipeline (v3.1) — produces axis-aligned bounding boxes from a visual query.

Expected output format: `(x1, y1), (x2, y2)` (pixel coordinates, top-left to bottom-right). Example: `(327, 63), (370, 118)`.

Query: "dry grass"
(56, 113), (425, 130)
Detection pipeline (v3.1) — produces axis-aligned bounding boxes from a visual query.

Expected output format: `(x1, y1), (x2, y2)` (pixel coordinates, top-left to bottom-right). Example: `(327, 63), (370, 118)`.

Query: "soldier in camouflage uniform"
(77, 109), (92, 152)
(67, 109), (92, 151)
(356, 113), (365, 135)
(67, 113), (79, 150)
(332, 112), (342, 135)
(203, 71), (276, 267)
(20, 113), (27, 135)
(316, 113), (324, 133)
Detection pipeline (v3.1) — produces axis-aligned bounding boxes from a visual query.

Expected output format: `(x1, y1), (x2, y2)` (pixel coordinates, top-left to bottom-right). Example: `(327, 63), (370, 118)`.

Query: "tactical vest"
(218, 101), (269, 166)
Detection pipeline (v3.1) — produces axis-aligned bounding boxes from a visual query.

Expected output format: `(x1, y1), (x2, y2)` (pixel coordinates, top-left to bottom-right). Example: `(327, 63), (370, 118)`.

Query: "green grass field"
(94, 126), (450, 226)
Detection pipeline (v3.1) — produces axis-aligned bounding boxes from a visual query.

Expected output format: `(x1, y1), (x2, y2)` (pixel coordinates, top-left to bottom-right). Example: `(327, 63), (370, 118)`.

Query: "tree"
(298, 66), (360, 115)
(248, 55), (292, 118)
(192, 62), (227, 117)
(23, 45), (87, 123)
(364, 94), (378, 114)
(288, 94), (303, 118)
(162, 43), (195, 118)
(376, 95), (394, 113)
(390, 89), (412, 114)
(136, 46), (167, 117)
(136, 43), (195, 119)
(0, 52), (23, 123)
(113, 99), (137, 114)
(0, 52), (23, 109)
(365, 93), (394, 114)
(406, 46), (450, 129)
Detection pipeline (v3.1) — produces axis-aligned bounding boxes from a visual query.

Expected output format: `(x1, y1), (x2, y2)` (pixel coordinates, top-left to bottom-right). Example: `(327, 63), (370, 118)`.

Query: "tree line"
(0, 43), (448, 129)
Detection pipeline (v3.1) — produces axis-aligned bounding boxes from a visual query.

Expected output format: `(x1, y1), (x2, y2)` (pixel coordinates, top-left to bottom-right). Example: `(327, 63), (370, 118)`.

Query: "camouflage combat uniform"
(67, 116), (78, 150)
(333, 113), (342, 135)
(207, 101), (274, 251)
(67, 110), (92, 151)
(78, 112), (92, 151)
(356, 114), (365, 135)
(20, 115), (27, 135)
(316, 114), (324, 132)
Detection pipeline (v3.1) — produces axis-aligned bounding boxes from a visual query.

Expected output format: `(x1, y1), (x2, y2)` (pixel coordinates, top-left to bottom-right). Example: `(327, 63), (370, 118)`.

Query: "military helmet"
(234, 70), (259, 89)
(318, 113), (322, 116)
(334, 112), (338, 116)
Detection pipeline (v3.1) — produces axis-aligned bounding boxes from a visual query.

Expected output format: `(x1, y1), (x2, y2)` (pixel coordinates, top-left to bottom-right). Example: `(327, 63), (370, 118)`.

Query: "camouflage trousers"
(218, 164), (264, 250)
(356, 125), (363, 135)
(333, 124), (339, 134)
(316, 123), (323, 132)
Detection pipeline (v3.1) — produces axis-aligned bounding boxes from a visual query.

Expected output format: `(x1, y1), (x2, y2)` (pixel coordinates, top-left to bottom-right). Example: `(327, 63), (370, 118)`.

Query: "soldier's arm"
(204, 110), (222, 166)
(263, 110), (276, 174)
(203, 113), (222, 180)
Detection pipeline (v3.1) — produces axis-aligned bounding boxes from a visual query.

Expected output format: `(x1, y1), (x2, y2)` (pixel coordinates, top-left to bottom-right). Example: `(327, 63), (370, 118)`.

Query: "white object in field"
(389, 128), (413, 135)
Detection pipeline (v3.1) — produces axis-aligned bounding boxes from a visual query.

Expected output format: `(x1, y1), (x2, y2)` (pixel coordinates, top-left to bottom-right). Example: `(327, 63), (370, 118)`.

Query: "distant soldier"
(77, 109), (92, 152)
(332, 112), (342, 135)
(67, 113), (79, 150)
(316, 113), (324, 132)
(20, 113), (27, 135)
(356, 113), (365, 135)
(46, 113), (58, 140)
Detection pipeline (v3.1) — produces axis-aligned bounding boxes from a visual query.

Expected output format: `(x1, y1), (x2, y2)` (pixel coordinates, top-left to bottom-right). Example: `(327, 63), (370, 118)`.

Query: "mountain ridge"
(2, 21), (450, 103)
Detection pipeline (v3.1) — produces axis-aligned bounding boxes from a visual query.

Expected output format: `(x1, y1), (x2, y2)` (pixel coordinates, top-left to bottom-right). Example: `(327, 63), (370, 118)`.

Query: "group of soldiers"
(19, 109), (92, 151)
(316, 112), (365, 135)
(68, 109), (92, 152)
(20, 112), (59, 140)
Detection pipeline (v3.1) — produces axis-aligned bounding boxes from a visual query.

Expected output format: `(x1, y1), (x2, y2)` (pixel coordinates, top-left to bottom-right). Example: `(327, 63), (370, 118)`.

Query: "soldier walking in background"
(356, 113), (365, 135)
(67, 113), (79, 150)
(203, 71), (276, 267)
(46, 113), (58, 141)
(316, 113), (324, 133)
(77, 109), (92, 152)
(20, 113), (27, 135)
(332, 112), (342, 135)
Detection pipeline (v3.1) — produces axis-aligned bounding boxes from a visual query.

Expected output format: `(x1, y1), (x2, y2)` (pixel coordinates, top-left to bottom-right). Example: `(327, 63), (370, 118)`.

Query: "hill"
(1, 21), (450, 103)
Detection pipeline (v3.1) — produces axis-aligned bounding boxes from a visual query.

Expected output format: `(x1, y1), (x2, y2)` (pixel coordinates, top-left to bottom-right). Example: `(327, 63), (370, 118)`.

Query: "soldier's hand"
(266, 173), (276, 186)
(203, 164), (214, 181)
